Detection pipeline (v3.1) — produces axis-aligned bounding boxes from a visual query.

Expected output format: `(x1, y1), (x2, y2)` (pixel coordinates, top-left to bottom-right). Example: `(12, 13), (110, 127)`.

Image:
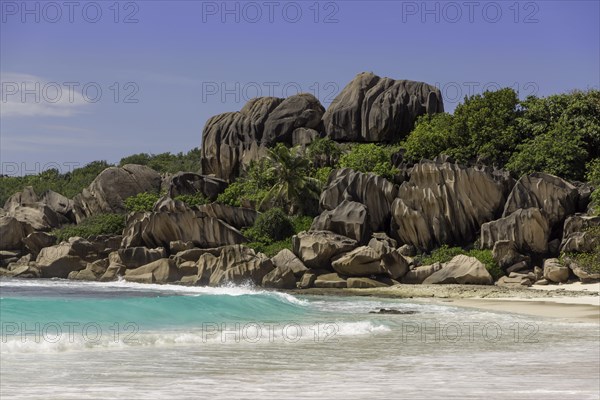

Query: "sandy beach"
(290, 282), (600, 323)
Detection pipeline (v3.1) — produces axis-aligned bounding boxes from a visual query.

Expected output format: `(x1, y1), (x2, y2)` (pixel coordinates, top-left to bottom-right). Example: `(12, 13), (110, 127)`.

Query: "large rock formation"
(0, 216), (29, 250)
(121, 209), (247, 249)
(311, 200), (369, 243)
(422, 255), (493, 285)
(196, 203), (258, 230)
(319, 168), (398, 232)
(201, 94), (324, 181)
(124, 258), (181, 284)
(322, 72), (443, 142)
(503, 173), (580, 230)
(481, 208), (550, 254)
(194, 245), (274, 286)
(292, 230), (357, 269)
(560, 215), (600, 253)
(73, 164), (162, 222)
(391, 161), (513, 250)
(166, 172), (228, 201)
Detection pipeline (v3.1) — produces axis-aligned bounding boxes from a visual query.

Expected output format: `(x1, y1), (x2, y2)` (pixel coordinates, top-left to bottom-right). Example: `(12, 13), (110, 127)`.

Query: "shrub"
(216, 158), (275, 208)
(313, 167), (333, 188)
(291, 215), (314, 233)
(402, 113), (459, 162)
(52, 214), (126, 242)
(417, 245), (464, 265)
(125, 192), (160, 213)
(243, 208), (295, 243)
(246, 238), (293, 258)
(307, 137), (342, 168)
(339, 143), (399, 180)
(587, 159), (600, 215)
(174, 193), (210, 207)
(466, 249), (504, 280)
(119, 148), (201, 173)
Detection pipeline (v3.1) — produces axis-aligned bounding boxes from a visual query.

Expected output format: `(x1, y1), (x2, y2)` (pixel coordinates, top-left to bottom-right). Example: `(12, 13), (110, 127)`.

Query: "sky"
(1, 0), (598, 175)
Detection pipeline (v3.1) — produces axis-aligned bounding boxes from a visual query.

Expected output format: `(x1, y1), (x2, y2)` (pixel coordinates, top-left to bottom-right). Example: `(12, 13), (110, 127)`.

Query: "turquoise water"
(1, 278), (599, 400)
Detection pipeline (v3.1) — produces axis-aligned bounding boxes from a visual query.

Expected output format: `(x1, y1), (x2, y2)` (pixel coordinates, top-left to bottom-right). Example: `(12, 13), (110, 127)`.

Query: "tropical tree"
(259, 144), (320, 215)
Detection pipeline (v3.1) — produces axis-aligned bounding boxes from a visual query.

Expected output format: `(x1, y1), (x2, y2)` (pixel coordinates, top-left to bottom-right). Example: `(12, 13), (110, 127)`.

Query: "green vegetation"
(402, 88), (600, 181)
(416, 245), (504, 280)
(338, 143), (400, 180)
(564, 227), (600, 275)
(244, 210), (314, 257)
(125, 192), (161, 213)
(587, 159), (600, 215)
(173, 193), (210, 207)
(307, 137), (342, 168)
(119, 148), (201, 173)
(51, 213), (126, 242)
(0, 161), (111, 205)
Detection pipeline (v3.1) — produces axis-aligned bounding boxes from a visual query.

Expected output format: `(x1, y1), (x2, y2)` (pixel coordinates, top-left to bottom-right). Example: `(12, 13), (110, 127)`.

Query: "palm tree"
(259, 144), (320, 215)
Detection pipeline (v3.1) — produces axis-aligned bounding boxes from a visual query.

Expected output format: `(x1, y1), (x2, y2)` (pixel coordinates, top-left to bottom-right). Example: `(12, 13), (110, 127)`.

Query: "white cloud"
(0, 72), (90, 118)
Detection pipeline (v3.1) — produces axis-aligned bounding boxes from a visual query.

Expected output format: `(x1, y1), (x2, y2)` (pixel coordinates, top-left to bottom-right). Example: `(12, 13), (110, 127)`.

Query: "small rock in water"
(369, 308), (417, 315)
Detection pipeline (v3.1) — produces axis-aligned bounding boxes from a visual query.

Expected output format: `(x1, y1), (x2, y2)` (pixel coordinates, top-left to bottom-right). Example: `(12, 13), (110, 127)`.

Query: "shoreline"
(288, 282), (600, 323)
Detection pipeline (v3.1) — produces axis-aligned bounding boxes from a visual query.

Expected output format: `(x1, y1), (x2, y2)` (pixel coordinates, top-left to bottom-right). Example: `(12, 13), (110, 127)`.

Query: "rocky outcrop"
(194, 245), (274, 286)
(314, 272), (347, 288)
(292, 230), (357, 269)
(322, 72), (443, 142)
(481, 208), (550, 254)
(166, 172), (228, 201)
(347, 277), (389, 288)
(492, 240), (529, 270)
(292, 128), (319, 146)
(124, 258), (180, 284)
(23, 232), (56, 257)
(401, 263), (443, 284)
(69, 259), (109, 281)
(196, 203), (258, 229)
(262, 265), (297, 289)
(121, 209), (247, 249)
(73, 164), (162, 222)
(311, 200), (369, 243)
(392, 162), (513, 250)
(503, 173), (579, 230)
(115, 246), (167, 269)
(422, 255), (493, 285)
(319, 169), (398, 232)
(542, 258), (569, 283)
(560, 215), (600, 253)
(0, 216), (29, 250)
(270, 249), (308, 277)
(201, 94), (324, 181)
(331, 245), (409, 279)
(41, 190), (75, 222)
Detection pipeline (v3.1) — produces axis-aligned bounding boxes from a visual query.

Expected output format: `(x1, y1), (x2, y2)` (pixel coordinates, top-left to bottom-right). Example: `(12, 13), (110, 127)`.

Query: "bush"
(174, 193), (210, 207)
(417, 245), (464, 265)
(466, 249), (504, 280)
(313, 167), (333, 188)
(587, 159), (600, 215)
(216, 158), (275, 208)
(291, 215), (314, 233)
(403, 113), (459, 162)
(125, 192), (160, 213)
(246, 238), (293, 258)
(339, 143), (399, 180)
(243, 208), (295, 243)
(307, 137), (342, 168)
(52, 214), (126, 242)
(416, 245), (503, 280)
(119, 148), (201, 173)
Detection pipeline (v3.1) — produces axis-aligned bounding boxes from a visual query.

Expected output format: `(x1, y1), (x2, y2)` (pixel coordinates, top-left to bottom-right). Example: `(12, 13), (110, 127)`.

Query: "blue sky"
(1, 0), (598, 174)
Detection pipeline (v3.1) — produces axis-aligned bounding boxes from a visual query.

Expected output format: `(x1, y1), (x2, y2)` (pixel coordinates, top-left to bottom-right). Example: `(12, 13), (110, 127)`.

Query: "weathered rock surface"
(560, 215), (600, 253)
(401, 263), (443, 284)
(392, 162), (513, 250)
(492, 240), (529, 270)
(297, 272), (317, 289)
(262, 265), (297, 289)
(169, 240), (194, 254)
(564, 258), (600, 283)
(319, 169), (398, 232)
(314, 272), (347, 288)
(347, 277), (388, 288)
(121, 209), (247, 249)
(311, 200), (369, 243)
(201, 94), (324, 181)
(73, 164), (162, 222)
(166, 172), (228, 201)
(497, 275), (533, 288)
(23, 232), (56, 257)
(503, 173), (579, 229)
(116, 246), (167, 269)
(422, 255), (493, 285)
(292, 127), (319, 146)
(69, 259), (109, 281)
(322, 72), (443, 142)
(41, 190), (75, 221)
(195, 245), (274, 286)
(331, 246), (383, 276)
(124, 258), (180, 284)
(196, 203), (258, 229)
(543, 258), (570, 283)
(6, 203), (63, 231)
(481, 208), (550, 254)
(0, 216), (29, 250)
(271, 249), (308, 277)
(292, 230), (357, 269)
